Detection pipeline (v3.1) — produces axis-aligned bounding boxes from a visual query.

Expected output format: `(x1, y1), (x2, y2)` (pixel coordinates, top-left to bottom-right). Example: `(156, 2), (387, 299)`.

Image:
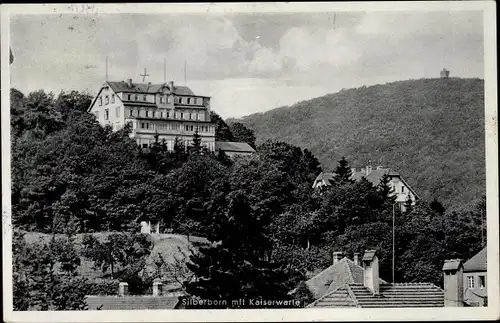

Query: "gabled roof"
(313, 172), (336, 185)
(313, 167), (420, 199)
(464, 247), (487, 272)
(351, 168), (398, 186)
(215, 141), (255, 153)
(85, 295), (181, 310)
(309, 283), (444, 308)
(303, 257), (386, 300)
(106, 81), (195, 96)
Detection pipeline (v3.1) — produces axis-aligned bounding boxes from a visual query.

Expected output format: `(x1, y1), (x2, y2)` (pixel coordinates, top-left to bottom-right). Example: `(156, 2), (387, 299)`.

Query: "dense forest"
(10, 87), (485, 310)
(231, 78), (485, 209)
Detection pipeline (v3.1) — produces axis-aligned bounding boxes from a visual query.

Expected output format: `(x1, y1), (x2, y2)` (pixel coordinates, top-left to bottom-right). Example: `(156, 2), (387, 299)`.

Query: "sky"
(10, 9), (484, 118)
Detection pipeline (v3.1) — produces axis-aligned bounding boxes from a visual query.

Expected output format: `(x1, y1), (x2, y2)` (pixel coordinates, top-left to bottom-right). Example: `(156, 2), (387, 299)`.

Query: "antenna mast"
(164, 58), (167, 83)
(105, 56), (109, 81)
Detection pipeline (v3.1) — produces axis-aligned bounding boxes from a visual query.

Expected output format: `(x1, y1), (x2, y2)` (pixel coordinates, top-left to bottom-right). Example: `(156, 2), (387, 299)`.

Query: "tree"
(184, 191), (291, 308)
(429, 198), (446, 215)
(404, 195), (414, 214)
(80, 233), (152, 280)
(334, 156), (353, 183)
(54, 90), (93, 121)
(229, 122), (256, 149)
(378, 174), (396, 203)
(210, 111), (234, 141)
(187, 128), (206, 156)
(13, 232), (89, 310)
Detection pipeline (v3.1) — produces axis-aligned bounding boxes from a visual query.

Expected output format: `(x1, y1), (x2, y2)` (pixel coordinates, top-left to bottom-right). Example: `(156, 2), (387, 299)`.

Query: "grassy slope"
(232, 78), (485, 209)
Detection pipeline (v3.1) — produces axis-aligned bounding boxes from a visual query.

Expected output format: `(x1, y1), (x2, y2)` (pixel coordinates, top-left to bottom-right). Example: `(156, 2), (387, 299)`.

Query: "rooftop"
(309, 283), (444, 308)
(215, 141), (256, 153)
(463, 247), (487, 272)
(302, 257), (387, 300)
(106, 81), (197, 96)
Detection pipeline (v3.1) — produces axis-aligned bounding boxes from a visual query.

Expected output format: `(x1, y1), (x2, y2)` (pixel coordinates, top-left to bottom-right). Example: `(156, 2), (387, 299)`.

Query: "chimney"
(332, 251), (343, 265)
(168, 81), (174, 91)
(442, 259), (464, 307)
(362, 250), (380, 295)
(152, 278), (163, 297)
(126, 79), (132, 88)
(353, 252), (360, 266)
(118, 282), (129, 296)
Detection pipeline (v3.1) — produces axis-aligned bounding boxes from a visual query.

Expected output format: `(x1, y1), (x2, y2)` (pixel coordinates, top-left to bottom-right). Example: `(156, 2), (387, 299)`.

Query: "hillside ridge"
(232, 77), (485, 208)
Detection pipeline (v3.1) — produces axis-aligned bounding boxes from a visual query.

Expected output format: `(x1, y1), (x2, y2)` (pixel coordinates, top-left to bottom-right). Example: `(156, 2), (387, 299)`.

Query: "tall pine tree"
(334, 156), (353, 184)
(184, 190), (290, 308)
(378, 174), (397, 205)
(188, 128), (203, 156)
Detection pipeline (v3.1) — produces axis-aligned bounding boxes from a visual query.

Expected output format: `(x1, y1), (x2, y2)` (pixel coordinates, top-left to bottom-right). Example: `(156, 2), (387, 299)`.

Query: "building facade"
(88, 79), (216, 151)
(312, 164), (419, 211)
(463, 247), (487, 306)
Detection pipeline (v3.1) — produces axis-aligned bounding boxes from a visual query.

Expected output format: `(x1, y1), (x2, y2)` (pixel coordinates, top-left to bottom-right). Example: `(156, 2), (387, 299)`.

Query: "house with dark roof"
(462, 247), (487, 306)
(85, 279), (184, 310)
(215, 141), (256, 158)
(88, 79), (215, 151)
(307, 250), (445, 308)
(312, 163), (419, 211)
(293, 251), (387, 300)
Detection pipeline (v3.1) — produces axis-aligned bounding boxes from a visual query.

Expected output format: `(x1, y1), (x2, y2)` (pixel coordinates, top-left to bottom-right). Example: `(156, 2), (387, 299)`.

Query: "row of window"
(98, 92), (204, 106)
(129, 109), (203, 121)
(467, 275), (486, 289)
(123, 93), (201, 105)
(98, 94), (116, 106)
(138, 140), (212, 150)
(139, 122), (212, 132)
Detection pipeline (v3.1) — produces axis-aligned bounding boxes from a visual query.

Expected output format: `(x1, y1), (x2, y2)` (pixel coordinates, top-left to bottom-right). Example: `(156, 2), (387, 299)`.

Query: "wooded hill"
(231, 78), (485, 209)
